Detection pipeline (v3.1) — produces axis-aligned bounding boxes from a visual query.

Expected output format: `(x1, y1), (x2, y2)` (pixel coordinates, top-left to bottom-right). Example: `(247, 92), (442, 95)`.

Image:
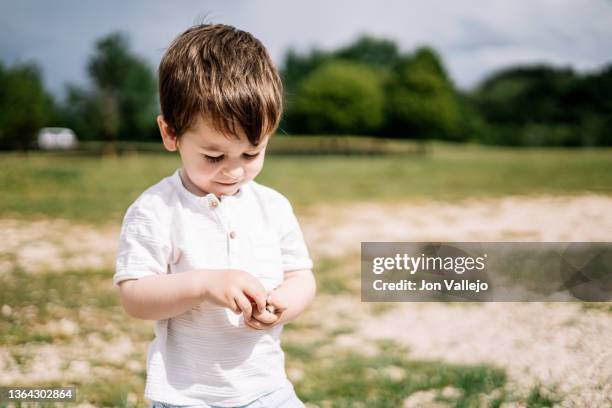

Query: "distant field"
(2, 138), (610, 406)
(1, 139), (611, 222)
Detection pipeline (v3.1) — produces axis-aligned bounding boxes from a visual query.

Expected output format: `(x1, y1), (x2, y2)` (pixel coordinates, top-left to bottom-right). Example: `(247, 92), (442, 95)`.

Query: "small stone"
(68, 360), (90, 376)
(402, 390), (438, 408)
(127, 360), (143, 373)
(441, 386), (463, 399)
(287, 367), (303, 382)
(1, 304), (12, 317)
(127, 393), (138, 405)
(383, 365), (406, 382)
(59, 318), (78, 336)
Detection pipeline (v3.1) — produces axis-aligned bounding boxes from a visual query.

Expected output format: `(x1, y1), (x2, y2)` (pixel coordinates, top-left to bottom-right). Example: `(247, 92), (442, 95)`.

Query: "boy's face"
(158, 115), (269, 198)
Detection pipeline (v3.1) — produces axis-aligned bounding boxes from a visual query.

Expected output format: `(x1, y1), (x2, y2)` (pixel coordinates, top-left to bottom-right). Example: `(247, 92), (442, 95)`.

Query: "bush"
(287, 60), (385, 135)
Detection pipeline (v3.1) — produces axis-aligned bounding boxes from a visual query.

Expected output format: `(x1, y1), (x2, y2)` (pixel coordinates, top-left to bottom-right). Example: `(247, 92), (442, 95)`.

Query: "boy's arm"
(119, 269), (268, 321)
(280, 269), (316, 324)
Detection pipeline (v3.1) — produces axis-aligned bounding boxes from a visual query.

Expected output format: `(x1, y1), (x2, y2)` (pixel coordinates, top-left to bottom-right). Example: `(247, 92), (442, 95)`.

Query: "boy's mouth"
(215, 180), (239, 186)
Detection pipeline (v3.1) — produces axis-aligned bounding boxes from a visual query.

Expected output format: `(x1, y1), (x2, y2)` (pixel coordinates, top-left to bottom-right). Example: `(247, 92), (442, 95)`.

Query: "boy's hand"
(250, 303), (279, 324)
(199, 269), (267, 320)
(245, 292), (288, 330)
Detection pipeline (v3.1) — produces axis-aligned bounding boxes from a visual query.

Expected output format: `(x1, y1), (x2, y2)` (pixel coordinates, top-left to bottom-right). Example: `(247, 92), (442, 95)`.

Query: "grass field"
(1, 140), (611, 222)
(1, 140), (610, 406)
(0, 260), (563, 407)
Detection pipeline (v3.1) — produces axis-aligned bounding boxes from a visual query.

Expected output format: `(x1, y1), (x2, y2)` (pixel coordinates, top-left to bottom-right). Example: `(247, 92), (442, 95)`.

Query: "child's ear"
(157, 115), (179, 152)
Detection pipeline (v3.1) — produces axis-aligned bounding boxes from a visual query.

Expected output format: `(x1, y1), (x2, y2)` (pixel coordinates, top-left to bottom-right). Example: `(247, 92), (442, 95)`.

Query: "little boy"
(113, 24), (315, 407)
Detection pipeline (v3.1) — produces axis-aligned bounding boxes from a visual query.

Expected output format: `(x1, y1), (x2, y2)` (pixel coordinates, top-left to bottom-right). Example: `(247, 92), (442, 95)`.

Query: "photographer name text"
(373, 279), (489, 293)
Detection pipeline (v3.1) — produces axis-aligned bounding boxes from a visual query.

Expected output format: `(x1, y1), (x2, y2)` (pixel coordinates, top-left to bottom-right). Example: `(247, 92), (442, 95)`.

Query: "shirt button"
(229, 231), (236, 239)
(211, 200), (219, 208)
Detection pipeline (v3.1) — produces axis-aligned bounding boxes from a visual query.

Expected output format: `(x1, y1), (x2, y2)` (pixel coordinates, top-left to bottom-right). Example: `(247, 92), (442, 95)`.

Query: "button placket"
(208, 196), (238, 258)
(225, 207), (238, 257)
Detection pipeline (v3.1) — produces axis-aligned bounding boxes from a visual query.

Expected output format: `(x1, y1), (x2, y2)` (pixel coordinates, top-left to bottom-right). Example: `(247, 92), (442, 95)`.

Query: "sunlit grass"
(0, 263), (566, 406)
(1, 141), (611, 222)
(0, 139), (593, 405)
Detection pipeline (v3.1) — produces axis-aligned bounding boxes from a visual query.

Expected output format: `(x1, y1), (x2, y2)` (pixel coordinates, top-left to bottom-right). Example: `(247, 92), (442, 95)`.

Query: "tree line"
(0, 32), (610, 149)
(282, 36), (611, 146)
(0, 33), (157, 150)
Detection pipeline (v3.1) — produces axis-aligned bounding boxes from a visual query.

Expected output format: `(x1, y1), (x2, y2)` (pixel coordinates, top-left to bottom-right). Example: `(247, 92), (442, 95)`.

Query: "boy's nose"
(222, 166), (245, 180)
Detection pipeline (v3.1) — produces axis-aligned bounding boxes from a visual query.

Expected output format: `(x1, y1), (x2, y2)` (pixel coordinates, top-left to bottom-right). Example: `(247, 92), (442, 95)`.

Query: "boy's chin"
(211, 181), (242, 196)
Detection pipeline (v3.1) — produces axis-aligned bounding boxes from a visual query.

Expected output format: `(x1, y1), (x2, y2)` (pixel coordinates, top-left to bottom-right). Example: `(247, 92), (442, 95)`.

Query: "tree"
(54, 85), (99, 141)
(384, 47), (461, 140)
(282, 36), (400, 97)
(86, 32), (157, 144)
(0, 61), (54, 149)
(474, 66), (576, 126)
(280, 36), (402, 134)
(564, 65), (612, 146)
(470, 64), (612, 146)
(289, 60), (385, 135)
(282, 48), (333, 98)
(335, 36), (401, 70)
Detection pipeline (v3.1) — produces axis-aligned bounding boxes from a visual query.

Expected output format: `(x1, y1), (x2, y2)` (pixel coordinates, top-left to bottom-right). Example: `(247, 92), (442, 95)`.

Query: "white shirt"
(113, 170), (313, 406)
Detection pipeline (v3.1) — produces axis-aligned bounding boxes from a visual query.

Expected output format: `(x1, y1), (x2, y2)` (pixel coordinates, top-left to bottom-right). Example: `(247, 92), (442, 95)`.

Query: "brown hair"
(158, 24), (282, 145)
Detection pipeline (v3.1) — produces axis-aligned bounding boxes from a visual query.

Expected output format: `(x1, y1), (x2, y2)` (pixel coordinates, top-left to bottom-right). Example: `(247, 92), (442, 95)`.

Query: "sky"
(1, 0), (611, 100)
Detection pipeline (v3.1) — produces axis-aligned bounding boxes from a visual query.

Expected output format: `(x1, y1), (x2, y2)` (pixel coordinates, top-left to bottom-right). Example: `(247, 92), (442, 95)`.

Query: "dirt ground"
(1, 193), (611, 407)
(302, 194), (612, 407)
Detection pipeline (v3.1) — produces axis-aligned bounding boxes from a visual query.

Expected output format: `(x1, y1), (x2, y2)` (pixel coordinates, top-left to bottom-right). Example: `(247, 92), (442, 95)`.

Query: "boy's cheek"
(249, 157), (266, 176)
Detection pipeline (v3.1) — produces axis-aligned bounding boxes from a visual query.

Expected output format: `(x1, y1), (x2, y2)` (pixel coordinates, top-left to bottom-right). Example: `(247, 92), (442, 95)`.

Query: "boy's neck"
(178, 168), (240, 200)
(179, 168), (211, 198)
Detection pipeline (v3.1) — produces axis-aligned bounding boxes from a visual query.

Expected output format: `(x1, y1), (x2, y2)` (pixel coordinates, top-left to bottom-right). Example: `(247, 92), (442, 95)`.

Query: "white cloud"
(1, 0), (611, 96)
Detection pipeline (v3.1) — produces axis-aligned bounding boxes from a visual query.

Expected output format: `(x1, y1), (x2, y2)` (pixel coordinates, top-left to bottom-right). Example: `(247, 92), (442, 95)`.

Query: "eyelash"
(204, 155), (223, 163)
(204, 152), (260, 163)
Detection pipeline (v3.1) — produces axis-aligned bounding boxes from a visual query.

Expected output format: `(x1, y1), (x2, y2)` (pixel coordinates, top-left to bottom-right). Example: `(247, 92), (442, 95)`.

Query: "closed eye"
(203, 154), (224, 163)
(242, 152), (260, 159)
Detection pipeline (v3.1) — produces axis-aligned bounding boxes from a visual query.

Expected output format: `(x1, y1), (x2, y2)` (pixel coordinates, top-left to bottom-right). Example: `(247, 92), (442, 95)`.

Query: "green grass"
(0, 266), (149, 406)
(315, 257), (355, 295)
(0, 268), (125, 346)
(296, 351), (506, 407)
(0, 138), (596, 406)
(263, 143), (612, 210)
(0, 264), (566, 407)
(525, 383), (563, 407)
(1, 141), (611, 222)
(283, 337), (562, 408)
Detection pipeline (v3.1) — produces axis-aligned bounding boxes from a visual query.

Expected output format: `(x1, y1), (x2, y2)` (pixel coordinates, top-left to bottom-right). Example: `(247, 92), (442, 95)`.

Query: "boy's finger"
(254, 309), (278, 324)
(229, 298), (241, 315)
(235, 294), (253, 319)
(245, 318), (267, 330)
(243, 285), (267, 313)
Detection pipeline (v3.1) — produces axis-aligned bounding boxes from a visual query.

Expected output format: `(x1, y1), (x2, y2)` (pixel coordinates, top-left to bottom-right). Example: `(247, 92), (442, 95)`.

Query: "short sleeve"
(278, 198), (313, 272)
(113, 204), (172, 287)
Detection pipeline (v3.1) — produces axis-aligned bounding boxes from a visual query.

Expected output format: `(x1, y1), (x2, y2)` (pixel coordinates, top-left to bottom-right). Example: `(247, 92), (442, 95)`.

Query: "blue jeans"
(149, 384), (305, 408)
